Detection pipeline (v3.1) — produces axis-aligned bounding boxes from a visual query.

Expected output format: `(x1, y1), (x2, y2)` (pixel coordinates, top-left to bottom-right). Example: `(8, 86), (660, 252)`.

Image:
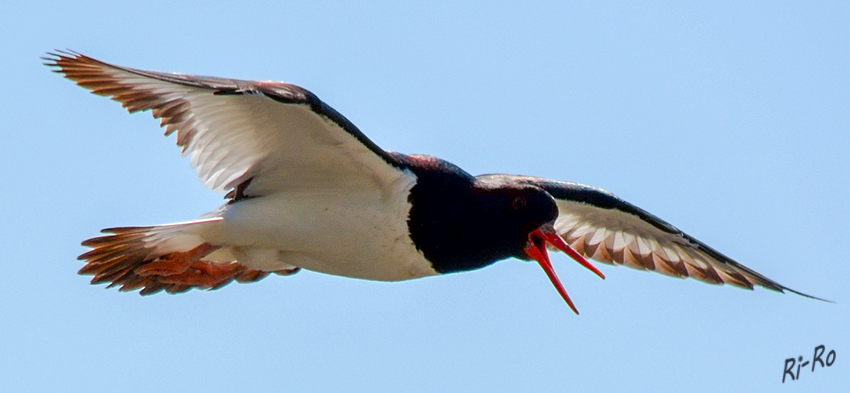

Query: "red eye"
(512, 196), (527, 210)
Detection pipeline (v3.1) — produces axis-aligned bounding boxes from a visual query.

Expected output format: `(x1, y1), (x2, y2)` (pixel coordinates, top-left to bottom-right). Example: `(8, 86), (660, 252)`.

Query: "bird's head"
(476, 182), (605, 314)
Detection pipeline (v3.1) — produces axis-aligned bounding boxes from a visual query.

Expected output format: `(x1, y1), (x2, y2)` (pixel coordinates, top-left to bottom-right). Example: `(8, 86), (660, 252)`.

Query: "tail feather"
(78, 220), (299, 295)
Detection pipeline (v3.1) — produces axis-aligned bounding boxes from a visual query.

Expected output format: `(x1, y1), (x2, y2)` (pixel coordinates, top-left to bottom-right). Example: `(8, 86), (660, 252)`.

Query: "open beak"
(523, 224), (605, 314)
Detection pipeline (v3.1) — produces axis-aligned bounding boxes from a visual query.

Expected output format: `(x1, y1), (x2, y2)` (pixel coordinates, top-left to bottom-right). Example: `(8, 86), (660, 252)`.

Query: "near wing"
(44, 50), (406, 198)
(477, 174), (824, 300)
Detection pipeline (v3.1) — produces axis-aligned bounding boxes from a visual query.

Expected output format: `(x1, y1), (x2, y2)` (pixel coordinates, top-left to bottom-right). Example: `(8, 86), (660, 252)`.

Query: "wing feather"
(45, 50), (405, 197)
(476, 174), (825, 300)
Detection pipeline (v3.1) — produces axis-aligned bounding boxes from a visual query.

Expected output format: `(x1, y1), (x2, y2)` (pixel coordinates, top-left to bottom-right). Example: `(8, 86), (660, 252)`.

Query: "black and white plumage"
(45, 50), (822, 314)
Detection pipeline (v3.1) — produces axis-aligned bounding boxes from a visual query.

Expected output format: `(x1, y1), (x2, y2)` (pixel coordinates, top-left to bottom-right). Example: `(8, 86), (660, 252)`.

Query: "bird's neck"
(395, 153), (517, 274)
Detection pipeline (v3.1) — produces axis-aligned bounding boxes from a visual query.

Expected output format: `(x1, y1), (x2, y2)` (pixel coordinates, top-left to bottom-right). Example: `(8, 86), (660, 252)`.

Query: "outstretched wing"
(477, 174), (823, 300)
(44, 50), (407, 198)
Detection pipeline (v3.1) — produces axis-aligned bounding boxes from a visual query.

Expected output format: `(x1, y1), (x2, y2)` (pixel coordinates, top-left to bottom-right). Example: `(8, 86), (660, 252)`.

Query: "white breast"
(206, 170), (439, 281)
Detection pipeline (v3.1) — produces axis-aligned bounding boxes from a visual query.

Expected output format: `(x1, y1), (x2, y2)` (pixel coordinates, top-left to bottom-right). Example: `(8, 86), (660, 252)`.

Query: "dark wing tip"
(691, 243), (833, 303)
(778, 286), (834, 303)
(42, 49), (82, 65)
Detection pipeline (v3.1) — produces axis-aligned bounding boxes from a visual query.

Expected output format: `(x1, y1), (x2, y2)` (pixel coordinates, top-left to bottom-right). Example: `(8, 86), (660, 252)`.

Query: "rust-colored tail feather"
(78, 226), (299, 295)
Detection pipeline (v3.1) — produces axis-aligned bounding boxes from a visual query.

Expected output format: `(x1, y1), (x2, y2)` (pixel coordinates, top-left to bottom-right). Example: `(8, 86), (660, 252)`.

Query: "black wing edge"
(43, 49), (403, 170)
(477, 173), (833, 303)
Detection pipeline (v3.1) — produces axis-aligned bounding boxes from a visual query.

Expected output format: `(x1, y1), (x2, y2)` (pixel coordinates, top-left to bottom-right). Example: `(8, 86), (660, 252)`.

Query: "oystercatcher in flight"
(45, 51), (823, 314)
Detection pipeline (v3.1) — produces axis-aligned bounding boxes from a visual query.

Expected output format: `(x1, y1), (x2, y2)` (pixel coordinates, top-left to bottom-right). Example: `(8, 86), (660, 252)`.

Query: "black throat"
(393, 153), (543, 274)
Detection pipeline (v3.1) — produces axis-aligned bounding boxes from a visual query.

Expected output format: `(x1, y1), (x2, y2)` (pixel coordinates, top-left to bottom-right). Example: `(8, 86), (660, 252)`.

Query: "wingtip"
(42, 48), (75, 59)
(42, 49), (82, 70)
(782, 287), (834, 303)
(41, 51), (60, 67)
(42, 49), (91, 65)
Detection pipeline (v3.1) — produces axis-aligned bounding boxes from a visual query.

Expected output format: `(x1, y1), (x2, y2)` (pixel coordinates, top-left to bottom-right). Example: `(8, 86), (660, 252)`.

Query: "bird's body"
(46, 50), (822, 313)
(213, 177), (437, 280)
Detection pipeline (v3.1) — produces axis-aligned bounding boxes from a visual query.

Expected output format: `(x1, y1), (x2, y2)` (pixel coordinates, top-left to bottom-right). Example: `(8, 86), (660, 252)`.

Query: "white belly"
(207, 181), (438, 281)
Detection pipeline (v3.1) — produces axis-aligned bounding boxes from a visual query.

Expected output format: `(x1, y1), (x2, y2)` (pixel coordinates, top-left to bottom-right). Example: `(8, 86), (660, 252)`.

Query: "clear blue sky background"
(2, 1), (847, 392)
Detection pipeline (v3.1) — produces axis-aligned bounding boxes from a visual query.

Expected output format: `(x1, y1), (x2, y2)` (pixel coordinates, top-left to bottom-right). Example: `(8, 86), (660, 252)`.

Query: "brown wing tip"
(42, 49), (79, 64)
(42, 49), (95, 71)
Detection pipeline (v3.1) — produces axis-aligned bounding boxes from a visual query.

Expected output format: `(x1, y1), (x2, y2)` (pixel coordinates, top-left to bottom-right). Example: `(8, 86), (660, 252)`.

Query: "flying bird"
(45, 50), (822, 314)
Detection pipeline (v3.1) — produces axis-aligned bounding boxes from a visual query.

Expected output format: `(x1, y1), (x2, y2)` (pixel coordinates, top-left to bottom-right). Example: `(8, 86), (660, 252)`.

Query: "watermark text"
(783, 345), (836, 383)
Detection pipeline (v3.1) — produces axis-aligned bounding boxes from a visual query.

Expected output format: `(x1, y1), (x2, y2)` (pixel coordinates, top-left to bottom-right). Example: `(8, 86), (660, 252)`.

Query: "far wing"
(45, 51), (407, 198)
(477, 174), (823, 299)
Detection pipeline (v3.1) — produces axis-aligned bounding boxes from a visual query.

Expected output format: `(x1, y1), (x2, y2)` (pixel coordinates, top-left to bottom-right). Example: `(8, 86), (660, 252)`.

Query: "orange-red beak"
(523, 224), (605, 314)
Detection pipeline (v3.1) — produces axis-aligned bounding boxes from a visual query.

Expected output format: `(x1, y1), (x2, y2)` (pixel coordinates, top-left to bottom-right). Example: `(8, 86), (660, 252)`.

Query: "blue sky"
(2, 1), (847, 392)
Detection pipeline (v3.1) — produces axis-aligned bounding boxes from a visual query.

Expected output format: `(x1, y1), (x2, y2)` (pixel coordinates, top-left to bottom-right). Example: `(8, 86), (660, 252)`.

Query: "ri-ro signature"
(783, 345), (836, 383)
